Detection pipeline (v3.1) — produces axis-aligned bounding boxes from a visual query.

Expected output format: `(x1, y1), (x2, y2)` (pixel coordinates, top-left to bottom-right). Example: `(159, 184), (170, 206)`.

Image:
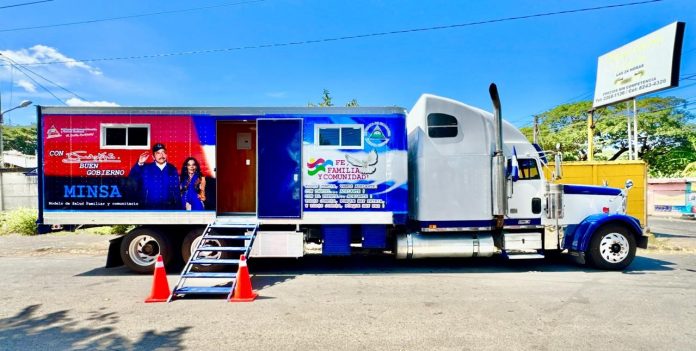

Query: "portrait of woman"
(180, 157), (206, 211)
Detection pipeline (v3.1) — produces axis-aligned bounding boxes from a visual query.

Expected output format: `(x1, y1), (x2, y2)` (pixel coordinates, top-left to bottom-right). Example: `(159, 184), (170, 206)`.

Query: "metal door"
(257, 118), (302, 218)
(216, 122), (257, 213)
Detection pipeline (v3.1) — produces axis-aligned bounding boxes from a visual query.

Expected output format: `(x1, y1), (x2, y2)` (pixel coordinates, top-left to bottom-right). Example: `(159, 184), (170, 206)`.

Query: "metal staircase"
(169, 218), (258, 301)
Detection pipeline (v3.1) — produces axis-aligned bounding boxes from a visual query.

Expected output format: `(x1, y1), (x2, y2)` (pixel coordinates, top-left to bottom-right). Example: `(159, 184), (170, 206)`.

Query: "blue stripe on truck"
(563, 185), (621, 196)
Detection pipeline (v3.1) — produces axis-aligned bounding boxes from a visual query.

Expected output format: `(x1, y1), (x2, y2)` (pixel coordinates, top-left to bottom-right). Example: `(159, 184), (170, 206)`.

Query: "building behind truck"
(36, 87), (649, 291)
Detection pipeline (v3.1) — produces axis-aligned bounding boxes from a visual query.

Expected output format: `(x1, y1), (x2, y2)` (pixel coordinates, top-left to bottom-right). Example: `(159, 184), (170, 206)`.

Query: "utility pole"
(587, 109), (594, 162)
(633, 98), (639, 160)
(626, 101), (633, 160)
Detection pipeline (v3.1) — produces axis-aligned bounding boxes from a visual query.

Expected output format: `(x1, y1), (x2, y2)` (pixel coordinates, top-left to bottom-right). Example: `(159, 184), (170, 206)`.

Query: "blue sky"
(0, 0), (694, 127)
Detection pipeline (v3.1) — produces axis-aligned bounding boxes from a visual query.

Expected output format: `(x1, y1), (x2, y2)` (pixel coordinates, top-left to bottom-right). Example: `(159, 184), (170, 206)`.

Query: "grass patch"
(110, 224), (134, 235)
(0, 208), (38, 236)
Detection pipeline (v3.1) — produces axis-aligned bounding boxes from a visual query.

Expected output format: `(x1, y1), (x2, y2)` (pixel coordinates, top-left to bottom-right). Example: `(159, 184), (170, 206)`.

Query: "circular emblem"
(365, 122), (391, 147)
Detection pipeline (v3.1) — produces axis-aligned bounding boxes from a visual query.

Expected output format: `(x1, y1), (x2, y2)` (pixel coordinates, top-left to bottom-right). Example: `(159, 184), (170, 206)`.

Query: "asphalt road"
(0, 241), (694, 350)
(649, 216), (696, 249)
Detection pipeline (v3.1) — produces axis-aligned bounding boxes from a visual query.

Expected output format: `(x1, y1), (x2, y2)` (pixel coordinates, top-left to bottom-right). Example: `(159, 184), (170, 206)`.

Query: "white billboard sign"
(593, 22), (685, 108)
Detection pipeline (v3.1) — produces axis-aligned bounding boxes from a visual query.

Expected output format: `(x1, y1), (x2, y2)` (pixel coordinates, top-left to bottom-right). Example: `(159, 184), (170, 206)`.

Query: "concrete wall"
(0, 169), (38, 211)
(647, 178), (696, 217)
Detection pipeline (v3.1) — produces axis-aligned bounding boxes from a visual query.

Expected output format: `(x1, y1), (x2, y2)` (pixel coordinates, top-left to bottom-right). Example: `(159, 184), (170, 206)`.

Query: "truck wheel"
(181, 228), (228, 272)
(586, 224), (636, 270)
(120, 228), (172, 274)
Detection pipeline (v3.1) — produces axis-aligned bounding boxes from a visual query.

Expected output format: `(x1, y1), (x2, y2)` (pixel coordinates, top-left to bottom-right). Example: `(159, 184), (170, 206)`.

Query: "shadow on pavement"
(0, 304), (191, 350)
(248, 253), (675, 275)
(76, 265), (135, 277)
(251, 274), (296, 291)
(622, 255), (677, 274)
(75, 253), (675, 289)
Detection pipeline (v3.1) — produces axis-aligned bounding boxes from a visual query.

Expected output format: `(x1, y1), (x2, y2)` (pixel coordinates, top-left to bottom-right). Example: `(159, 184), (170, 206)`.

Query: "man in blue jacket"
(129, 143), (181, 209)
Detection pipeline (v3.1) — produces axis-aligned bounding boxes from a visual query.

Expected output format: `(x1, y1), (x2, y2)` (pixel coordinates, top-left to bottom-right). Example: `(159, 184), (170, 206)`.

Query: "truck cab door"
(506, 158), (543, 227)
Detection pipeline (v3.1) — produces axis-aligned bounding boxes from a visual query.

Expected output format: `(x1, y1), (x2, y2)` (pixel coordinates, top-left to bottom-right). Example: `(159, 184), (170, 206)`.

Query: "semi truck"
(36, 84), (648, 280)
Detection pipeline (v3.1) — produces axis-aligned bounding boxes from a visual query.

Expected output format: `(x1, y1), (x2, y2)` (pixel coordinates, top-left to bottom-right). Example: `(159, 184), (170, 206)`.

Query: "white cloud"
(15, 79), (36, 93)
(66, 98), (120, 107)
(0, 45), (102, 75)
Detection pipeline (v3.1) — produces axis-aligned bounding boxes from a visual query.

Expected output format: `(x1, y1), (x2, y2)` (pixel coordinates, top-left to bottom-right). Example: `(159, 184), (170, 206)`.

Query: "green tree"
(521, 100), (594, 161)
(521, 97), (696, 177)
(3, 125), (37, 155)
(308, 89), (359, 107)
(345, 98), (359, 107)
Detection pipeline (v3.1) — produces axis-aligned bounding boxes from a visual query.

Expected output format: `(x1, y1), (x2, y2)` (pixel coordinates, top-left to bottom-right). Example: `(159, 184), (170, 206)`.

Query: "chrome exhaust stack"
(489, 83), (507, 229)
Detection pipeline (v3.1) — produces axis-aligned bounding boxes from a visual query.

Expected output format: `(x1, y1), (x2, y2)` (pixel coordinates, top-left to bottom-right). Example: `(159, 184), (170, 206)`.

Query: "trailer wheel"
(586, 224), (636, 270)
(120, 228), (172, 274)
(181, 228), (228, 272)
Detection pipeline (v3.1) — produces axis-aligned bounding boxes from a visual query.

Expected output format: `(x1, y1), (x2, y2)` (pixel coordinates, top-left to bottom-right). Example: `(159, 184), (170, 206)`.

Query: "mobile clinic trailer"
(37, 86), (649, 297)
(38, 105), (408, 270)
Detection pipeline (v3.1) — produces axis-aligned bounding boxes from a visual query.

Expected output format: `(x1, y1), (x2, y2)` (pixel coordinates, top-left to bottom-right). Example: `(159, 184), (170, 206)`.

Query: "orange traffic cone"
(145, 255), (171, 303)
(229, 255), (257, 302)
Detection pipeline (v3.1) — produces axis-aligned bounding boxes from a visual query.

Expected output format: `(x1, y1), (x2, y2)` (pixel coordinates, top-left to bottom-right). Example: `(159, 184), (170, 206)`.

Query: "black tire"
(120, 227), (173, 274)
(586, 224), (636, 270)
(181, 227), (230, 272)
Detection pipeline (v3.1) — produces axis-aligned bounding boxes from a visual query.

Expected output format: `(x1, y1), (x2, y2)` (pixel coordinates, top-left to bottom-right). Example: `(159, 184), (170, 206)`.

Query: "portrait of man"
(128, 143), (181, 209)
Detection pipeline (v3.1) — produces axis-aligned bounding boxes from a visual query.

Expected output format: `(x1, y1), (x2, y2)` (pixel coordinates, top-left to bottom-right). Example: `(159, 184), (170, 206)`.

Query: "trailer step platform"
(169, 219), (258, 302)
(503, 248), (545, 260)
(506, 253), (545, 260)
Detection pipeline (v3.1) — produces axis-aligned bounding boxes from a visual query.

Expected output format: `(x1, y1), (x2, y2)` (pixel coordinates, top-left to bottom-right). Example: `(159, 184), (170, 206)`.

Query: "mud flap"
(568, 250), (586, 265)
(106, 236), (125, 268)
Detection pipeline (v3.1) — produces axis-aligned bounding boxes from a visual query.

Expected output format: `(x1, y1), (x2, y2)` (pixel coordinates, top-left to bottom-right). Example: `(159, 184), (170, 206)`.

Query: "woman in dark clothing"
(180, 157), (206, 211)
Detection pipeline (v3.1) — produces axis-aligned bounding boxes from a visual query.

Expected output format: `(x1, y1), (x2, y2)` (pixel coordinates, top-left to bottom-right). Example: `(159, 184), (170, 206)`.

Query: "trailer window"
(319, 128), (340, 146)
(101, 124), (150, 149)
(315, 124), (364, 149)
(508, 158), (540, 180)
(341, 127), (362, 147)
(427, 113), (458, 138)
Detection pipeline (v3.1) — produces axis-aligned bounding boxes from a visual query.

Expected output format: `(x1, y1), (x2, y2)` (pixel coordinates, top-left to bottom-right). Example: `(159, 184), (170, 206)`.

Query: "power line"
(515, 74), (696, 126)
(0, 0), (266, 33)
(4, 0), (664, 67)
(1, 53), (86, 101)
(561, 96), (696, 126)
(650, 80), (696, 97)
(680, 73), (696, 81)
(15, 66), (66, 105)
(0, 0), (53, 10)
(0, 57), (66, 105)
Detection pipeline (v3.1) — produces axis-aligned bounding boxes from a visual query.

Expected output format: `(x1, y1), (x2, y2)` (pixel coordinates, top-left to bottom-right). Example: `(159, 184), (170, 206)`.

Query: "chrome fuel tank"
(395, 232), (496, 259)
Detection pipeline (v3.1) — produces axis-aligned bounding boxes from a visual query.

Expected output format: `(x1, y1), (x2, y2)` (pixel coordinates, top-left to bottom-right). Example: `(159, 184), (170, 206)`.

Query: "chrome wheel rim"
(599, 232), (630, 263)
(190, 236), (223, 261)
(128, 235), (159, 266)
